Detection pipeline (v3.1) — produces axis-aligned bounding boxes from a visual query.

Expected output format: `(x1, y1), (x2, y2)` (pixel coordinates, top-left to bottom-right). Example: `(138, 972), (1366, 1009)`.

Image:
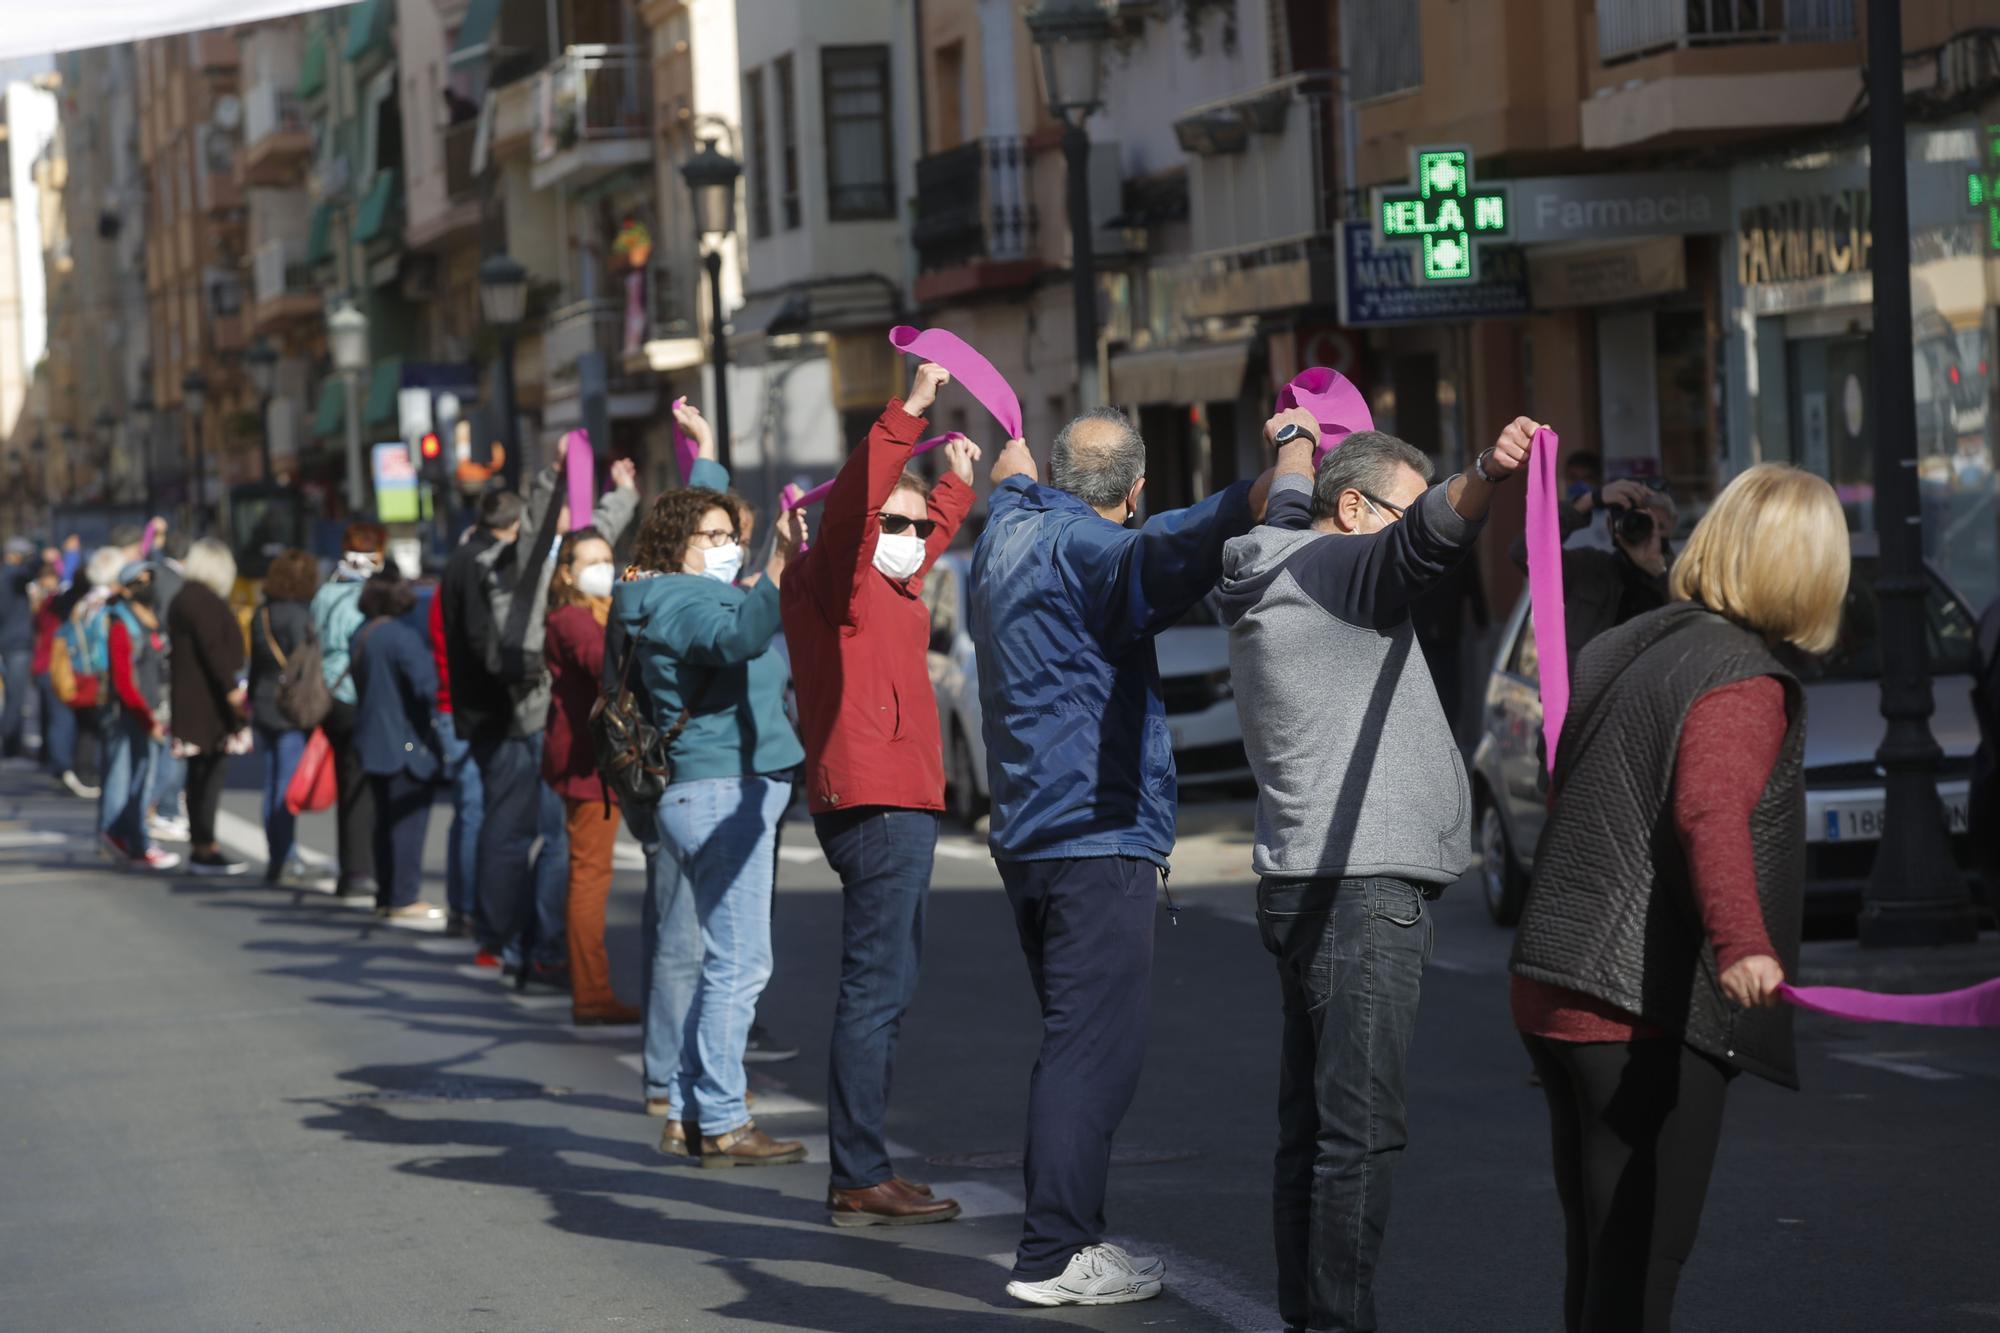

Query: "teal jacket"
(310, 574), (368, 706)
(605, 459), (802, 783)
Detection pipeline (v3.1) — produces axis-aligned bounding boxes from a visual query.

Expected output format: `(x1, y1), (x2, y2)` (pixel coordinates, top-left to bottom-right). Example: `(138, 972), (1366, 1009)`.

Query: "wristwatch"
(1473, 447), (1509, 483)
(1274, 422), (1318, 449)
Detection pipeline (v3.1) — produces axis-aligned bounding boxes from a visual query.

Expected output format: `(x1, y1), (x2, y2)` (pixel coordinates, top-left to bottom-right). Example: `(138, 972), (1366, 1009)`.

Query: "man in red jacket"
(780, 362), (978, 1227)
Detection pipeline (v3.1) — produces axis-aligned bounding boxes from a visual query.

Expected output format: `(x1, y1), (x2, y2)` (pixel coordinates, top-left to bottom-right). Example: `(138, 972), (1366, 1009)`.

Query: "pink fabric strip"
(562, 431), (595, 531)
(1524, 426), (1569, 772)
(671, 397), (698, 485)
(789, 434), (962, 509)
(889, 327), (1022, 440)
(1779, 978), (2000, 1027)
(140, 519), (161, 557)
(1274, 368), (1374, 466)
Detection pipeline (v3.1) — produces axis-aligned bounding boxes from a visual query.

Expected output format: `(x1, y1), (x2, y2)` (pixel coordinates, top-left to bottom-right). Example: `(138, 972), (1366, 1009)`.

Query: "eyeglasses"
(690, 527), (740, 548)
(879, 514), (939, 539)
(1357, 491), (1407, 521)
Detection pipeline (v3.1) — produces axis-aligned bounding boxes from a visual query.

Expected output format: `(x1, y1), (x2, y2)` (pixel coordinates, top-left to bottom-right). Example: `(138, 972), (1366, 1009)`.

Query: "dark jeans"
(470, 732), (568, 962)
(37, 674), (74, 775)
(370, 770), (435, 910)
(1, 646), (32, 756)
(815, 807), (938, 1191)
(1258, 876), (1435, 1333)
(321, 700), (376, 887)
(258, 726), (307, 871)
(1521, 1034), (1733, 1333)
(185, 750), (229, 847)
(999, 855), (1158, 1279)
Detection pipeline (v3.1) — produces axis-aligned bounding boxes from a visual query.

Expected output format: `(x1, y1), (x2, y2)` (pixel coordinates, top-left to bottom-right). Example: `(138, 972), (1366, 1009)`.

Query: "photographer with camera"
(1515, 475), (1678, 674)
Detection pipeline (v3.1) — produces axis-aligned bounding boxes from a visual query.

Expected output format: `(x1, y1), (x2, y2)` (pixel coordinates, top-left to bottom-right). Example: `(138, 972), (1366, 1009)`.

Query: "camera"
(1608, 503), (1654, 546)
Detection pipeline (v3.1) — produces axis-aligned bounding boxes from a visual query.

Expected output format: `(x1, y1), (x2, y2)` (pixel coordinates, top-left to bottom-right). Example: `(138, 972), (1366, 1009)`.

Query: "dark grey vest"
(1511, 602), (1806, 1088)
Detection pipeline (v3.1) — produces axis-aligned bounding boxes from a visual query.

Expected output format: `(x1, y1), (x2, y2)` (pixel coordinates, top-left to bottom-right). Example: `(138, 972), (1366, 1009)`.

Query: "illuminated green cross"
(1377, 146), (1510, 282)
(1968, 125), (2000, 251)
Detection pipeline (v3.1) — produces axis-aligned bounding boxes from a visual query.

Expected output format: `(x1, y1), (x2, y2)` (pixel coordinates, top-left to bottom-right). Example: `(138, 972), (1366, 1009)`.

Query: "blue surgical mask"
(700, 543), (743, 585)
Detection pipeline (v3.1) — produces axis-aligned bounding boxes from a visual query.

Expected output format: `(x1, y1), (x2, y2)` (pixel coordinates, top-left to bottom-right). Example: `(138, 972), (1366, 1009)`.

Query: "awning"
(364, 358), (404, 427)
(726, 292), (806, 340)
(298, 26), (328, 100)
(304, 201), (332, 266)
(312, 377), (345, 439)
(342, 0), (393, 61)
(353, 169), (399, 245)
(1109, 340), (1252, 407)
(450, 0), (503, 66)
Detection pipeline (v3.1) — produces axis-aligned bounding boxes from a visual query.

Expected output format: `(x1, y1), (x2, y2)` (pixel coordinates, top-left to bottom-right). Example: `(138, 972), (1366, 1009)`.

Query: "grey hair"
(1050, 406), (1146, 510)
(182, 536), (238, 598)
(1311, 430), (1435, 521)
(85, 546), (125, 589)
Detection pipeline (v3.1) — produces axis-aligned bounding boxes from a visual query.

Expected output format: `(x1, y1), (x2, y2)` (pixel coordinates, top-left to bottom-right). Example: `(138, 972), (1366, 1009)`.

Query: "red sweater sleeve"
(1674, 675), (1787, 973)
(428, 589), (453, 714)
(805, 401), (929, 628)
(109, 618), (153, 730)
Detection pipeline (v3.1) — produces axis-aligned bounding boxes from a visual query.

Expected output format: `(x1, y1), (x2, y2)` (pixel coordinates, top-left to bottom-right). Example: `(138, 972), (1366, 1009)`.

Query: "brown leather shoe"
(573, 1000), (643, 1026)
(828, 1180), (962, 1227)
(644, 1098), (675, 1118)
(658, 1117), (698, 1157)
(699, 1121), (806, 1169)
(890, 1176), (935, 1198)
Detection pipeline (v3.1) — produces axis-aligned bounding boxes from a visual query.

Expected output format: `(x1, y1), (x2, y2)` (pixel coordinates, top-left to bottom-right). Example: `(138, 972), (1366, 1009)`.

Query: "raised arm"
(919, 435), (980, 574)
(593, 457), (641, 544)
(811, 364), (949, 623)
(1068, 481), (1256, 647)
(673, 578), (787, 666)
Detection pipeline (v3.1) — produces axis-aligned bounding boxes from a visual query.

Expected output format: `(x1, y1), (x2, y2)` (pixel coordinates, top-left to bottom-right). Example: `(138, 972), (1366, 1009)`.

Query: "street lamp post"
(246, 338), (279, 483)
(328, 300), (371, 516)
(680, 136), (742, 472)
(93, 412), (115, 502)
(182, 370), (209, 530)
(479, 253), (528, 491)
(1859, 0), (1978, 947)
(1028, 0), (1115, 411)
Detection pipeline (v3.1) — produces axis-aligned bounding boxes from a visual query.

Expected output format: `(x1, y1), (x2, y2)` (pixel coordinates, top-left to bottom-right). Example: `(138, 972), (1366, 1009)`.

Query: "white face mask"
(699, 543), (743, 585)
(574, 562), (615, 600)
(872, 532), (926, 581)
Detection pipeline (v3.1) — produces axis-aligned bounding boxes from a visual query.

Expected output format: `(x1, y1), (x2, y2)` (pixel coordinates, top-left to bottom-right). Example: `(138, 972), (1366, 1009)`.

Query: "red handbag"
(285, 728), (337, 815)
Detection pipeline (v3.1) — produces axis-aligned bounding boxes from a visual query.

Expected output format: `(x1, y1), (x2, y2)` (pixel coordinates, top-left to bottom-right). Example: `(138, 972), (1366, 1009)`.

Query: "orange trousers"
(564, 797), (623, 1014)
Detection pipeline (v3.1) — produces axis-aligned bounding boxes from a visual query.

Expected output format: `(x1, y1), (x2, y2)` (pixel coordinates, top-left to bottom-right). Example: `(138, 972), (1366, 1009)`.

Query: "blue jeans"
(371, 770), (435, 909)
(434, 713), (482, 919)
(815, 807), (939, 1190)
(37, 674), (74, 775)
(1259, 876), (1434, 1333)
(258, 726), (307, 870)
(1, 647), (32, 756)
(470, 732), (570, 964)
(149, 739), (185, 817)
(654, 776), (790, 1135)
(97, 713), (154, 852)
(641, 827), (702, 1105)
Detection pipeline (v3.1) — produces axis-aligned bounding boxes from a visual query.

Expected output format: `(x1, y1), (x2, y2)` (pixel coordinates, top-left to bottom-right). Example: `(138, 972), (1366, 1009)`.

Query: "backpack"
(261, 607), (332, 731)
(49, 616), (98, 707)
(588, 617), (688, 817)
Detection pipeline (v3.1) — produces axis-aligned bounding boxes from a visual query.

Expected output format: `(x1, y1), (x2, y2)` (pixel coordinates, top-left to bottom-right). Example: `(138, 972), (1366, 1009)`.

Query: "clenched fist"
(942, 434), (982, 486)
(904, 362), (951, 418)
(1483, 417), (1541, 481)
(1720, 954), (1785, 1009)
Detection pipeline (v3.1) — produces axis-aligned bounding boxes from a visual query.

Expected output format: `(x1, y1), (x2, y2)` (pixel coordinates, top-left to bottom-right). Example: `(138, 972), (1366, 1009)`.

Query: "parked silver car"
(1471, 533), (1982, 925)
(922, 553), (1252, 826)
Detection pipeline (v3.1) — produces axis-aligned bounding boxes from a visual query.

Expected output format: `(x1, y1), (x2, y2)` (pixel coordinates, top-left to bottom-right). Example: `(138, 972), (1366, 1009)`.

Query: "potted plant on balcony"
(614, 217), (653, 356)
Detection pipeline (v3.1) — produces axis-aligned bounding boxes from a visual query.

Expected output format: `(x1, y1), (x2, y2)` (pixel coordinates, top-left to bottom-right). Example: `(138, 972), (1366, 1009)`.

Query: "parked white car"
(922, 553), (1251, 826)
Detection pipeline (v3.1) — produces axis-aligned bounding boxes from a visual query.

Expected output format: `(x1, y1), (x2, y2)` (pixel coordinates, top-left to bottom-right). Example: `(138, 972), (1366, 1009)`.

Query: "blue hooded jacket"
(969, 475), (1254, 865)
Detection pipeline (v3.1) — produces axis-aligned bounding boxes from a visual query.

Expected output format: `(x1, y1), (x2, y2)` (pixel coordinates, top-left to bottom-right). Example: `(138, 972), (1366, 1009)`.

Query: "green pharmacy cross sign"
(1375, 145), (1510, 282)
(1969, 125), (2000, 251)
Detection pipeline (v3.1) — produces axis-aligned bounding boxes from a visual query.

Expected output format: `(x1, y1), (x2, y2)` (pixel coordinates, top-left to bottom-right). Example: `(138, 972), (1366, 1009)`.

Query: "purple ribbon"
(562, 431), (595, 532)
(1274, 368), (1374, 466)
(889, 326), (1022, 440)
(787, 434), (964, 509)
(1524, 427), (1569, 773)
(672, 396), (698, 485)
(1779, 978), (2000, 1027)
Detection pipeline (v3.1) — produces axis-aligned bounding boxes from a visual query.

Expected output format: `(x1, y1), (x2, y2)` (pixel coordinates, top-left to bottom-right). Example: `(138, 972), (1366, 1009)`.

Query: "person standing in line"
(427, 548), (481, 936)
(30, 555), (76, 788)
(969, 407), (1275, 1307)
(57, 548), (125, 799)
(0, 537), (46, 761)
(1510, 465), (1848, 1333)
(779, 363), (975, 1227)
(97, 561), (180, 871)
(544, 526), (641, 1024)
(350, 568), (445, 926)
(145, 531), (191, 846)
(311, 523), (388, 900)
(1216, 412), (1539, 1333)
(166, 538), (251, 876)
(611, 400), (808, 1166)
(249, 548), (321, 884)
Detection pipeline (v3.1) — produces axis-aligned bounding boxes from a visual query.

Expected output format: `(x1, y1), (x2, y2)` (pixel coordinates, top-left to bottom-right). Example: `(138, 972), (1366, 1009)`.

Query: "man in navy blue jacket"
(970, 406), (1273, 1307)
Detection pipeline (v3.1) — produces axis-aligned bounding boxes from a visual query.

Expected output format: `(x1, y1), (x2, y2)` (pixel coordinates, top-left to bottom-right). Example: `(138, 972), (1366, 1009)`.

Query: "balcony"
(445, 120), (480, 202)
(240, 82), (311, 187)
(1177, 72), (1336, 265)
(529, 45), (652, 192)
(636, 264), (701, 374)
(1598, 0), (1856, 63)
(911, 137), (1039, 303)
(252, 238), (322, 334)
(542, 297), (658, 424)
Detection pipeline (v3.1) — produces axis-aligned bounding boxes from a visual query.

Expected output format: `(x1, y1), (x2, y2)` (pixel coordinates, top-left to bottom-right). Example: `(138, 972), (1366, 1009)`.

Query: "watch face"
(1276, 423), (1313, 445)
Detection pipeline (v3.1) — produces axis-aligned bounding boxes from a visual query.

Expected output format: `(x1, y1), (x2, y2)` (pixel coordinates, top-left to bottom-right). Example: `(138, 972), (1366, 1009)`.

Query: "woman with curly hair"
(611, 399), (807, 1167)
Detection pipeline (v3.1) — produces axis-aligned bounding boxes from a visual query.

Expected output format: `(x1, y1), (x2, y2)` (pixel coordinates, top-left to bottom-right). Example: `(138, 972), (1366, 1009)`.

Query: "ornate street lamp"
(479, 253), (529, 489)
(246, 338), (280, 482)
(680, 135), (742, 470)
(182, 369), (209, 526)
(1027, 0), (1115, 410)
(328, 300), (370, 515)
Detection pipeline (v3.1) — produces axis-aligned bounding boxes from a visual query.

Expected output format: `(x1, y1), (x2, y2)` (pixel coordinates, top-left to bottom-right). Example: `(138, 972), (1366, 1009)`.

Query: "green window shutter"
(365, 358), (405, 427)
(313, 377), (346, 439)
(343, 0), (394, 61)
(450, 0), (503, 65)
(299, 29), (327, 99)
(354, 169), (399, 244)
(304, 201), (333, 265)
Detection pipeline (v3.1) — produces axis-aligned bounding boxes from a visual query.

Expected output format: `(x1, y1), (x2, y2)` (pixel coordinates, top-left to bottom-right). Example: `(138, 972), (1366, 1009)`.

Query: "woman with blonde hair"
(167, 537), (250, 875)
(1509, 463), (1849, 1333)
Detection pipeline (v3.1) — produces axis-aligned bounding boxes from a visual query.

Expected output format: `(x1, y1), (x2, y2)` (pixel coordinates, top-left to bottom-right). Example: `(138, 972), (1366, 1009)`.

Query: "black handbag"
(589, 617), (688, 817)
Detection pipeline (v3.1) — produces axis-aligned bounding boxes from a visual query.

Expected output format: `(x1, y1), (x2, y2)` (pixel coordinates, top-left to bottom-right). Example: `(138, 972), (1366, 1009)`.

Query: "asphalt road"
(1, 761), (1996, 1332)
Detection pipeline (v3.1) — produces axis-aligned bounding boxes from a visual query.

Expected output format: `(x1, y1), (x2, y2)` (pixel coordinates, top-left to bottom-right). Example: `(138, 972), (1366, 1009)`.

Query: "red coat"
(780, 402), (973, 815)
(427, 587), (453, 715)
(543, 602), (611, 803)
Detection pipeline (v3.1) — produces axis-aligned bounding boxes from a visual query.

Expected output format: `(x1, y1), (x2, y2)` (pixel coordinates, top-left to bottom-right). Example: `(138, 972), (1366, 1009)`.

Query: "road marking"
(504, 991), (570, 1011)
(1830, 1052), (1962, 1082)
(927, 1181), (1021, 1219)
(777, 846), (820, 864)
(414, 938), (478, 957)
(213, 808), (335, 869)
(935, 842), (986, 861)
(0, 829), (66, 848)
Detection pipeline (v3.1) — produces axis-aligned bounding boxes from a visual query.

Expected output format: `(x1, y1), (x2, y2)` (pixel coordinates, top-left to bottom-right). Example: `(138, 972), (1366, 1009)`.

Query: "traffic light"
(418, 430), (446, 487)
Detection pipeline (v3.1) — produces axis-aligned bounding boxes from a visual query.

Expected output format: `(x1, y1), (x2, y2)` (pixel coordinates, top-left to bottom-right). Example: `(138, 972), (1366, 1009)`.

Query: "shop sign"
(1373, 145), (1510, 282)
(1529, 236), (1687, 309)
(1508, 171), (1730, 245)
(371, 442), (422, 523)
(1338, 221), (1530, 326)
(1737, 190), (1872, 286)
(1966, 123), (2000, 250)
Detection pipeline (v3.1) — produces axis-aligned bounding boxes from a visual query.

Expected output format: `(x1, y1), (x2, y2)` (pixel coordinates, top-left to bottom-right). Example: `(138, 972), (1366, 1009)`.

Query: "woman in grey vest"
(1509, 464), (1850, 1333)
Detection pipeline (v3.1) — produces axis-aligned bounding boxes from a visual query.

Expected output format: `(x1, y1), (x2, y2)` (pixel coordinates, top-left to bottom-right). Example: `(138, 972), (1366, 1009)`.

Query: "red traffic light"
(419, 431), (442, 460)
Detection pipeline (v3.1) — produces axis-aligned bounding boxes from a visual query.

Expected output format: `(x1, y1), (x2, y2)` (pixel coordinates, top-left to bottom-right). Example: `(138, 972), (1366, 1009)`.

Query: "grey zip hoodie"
(1215, 474), (1482, 885)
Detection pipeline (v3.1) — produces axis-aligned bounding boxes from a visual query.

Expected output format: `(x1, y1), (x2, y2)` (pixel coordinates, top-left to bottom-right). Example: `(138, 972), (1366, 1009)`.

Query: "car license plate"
(1821, 794), (1970, 842)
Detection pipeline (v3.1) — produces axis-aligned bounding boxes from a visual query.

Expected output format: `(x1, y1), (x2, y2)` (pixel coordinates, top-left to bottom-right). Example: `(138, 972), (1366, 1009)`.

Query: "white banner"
(0, 2), (347, 62)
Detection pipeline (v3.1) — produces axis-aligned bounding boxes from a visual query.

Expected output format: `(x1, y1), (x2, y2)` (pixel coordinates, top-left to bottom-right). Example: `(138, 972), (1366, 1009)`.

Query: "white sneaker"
(1005, 1244), (1164, 1307)
(61, 770), (100, 799)
(149, 815), (190, 843)
(1097, 1242), (1165, 1281)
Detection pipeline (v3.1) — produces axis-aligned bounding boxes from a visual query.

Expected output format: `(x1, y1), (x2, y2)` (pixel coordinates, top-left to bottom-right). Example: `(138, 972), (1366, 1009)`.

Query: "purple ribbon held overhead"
(1524, 427), (1569, 773)
(562, 430), (595, 531)
(1274, 367), (1375, 466)
(671, 396), (701, 485)
(888, 326), (1022, 440)
(1779, 978), (2000, 1027)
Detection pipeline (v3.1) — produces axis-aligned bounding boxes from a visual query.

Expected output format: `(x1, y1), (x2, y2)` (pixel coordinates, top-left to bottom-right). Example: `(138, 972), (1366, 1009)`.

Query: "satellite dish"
(213, 95), (243, 131)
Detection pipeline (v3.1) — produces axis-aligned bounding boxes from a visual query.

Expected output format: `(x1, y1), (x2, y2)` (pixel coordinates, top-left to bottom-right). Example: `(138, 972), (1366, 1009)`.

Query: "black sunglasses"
(879, 514), (939, 539)
(1357, 491), (1407, 520)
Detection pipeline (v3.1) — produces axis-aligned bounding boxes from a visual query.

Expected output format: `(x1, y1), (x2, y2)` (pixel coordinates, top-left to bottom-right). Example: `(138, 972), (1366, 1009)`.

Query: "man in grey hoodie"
(1216, 409), (1538, 1333)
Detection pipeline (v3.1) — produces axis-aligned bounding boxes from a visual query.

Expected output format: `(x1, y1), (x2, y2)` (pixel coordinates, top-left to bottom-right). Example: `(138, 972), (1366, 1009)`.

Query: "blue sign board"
(1337, 221), (1531, 326)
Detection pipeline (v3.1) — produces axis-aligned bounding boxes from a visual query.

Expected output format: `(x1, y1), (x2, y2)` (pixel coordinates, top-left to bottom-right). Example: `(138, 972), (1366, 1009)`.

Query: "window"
(1345, 0), (1421, 101)
(744, 68), (771, 239)
(934, 41), (965, 150)
(821, 45), (894, 221)
(774, 54), (800, 230)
